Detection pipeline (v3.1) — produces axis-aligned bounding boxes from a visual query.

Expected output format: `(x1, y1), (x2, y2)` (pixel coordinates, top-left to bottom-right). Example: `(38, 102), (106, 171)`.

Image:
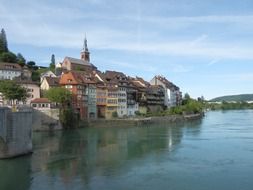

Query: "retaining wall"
(0, 107), (33, 159)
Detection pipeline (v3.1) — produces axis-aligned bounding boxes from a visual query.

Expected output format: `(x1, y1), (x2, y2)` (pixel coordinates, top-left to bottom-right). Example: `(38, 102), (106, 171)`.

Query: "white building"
(31, 98), (53, 110)
(0, 62), (22, 80)
(40, 70), (57, 82)
(19, 81), (40, 105)
(40, 77), (59, 91)
(150, 75), (182, 108)
(117, 87), (127, 117)
(127, 103), (139, 116)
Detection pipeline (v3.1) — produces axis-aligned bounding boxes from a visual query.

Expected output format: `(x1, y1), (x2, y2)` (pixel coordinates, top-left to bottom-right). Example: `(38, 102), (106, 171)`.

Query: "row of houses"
(0, 38), (182, 119)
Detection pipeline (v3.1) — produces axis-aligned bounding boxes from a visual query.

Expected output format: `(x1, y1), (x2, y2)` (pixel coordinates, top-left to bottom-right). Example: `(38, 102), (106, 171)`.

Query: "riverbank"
(88, 113), (203, 127)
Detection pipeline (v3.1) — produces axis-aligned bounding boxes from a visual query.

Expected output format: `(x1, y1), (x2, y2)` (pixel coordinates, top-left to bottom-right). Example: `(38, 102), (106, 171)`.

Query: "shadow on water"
(0, 155), (31, 190)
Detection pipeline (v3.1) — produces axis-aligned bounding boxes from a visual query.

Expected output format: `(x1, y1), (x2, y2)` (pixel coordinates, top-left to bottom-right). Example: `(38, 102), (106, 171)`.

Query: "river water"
(1, 110), (253, 190)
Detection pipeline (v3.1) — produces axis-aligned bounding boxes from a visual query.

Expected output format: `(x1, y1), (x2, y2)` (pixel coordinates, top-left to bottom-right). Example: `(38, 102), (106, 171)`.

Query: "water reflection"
(29, 123), (190, 189)
(0, 120), (203, 190)
(2, 111), (253, 190)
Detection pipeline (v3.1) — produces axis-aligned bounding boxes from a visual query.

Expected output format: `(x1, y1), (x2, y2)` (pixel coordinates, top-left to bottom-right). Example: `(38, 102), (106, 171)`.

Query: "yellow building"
(105, 87), (118, 119)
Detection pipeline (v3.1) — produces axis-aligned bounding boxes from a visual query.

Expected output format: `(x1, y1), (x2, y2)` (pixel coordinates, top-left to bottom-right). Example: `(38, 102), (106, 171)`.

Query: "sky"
(1, 0), (253, 99)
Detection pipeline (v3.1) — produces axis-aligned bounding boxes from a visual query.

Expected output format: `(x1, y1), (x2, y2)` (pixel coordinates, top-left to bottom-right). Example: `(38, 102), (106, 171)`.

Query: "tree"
(182, 93), (191, 105)
(16, 53), (26, 67)
(0, 28), (8, 53)
(45, 87), (75, 128)
(0, 80), (29, 105)
(0, 52), (17, 63)
(26, 61), (36, 69)
(49, 54), (55, 71)
(45, 87), (72, 106)
(31, 70), (40, 82)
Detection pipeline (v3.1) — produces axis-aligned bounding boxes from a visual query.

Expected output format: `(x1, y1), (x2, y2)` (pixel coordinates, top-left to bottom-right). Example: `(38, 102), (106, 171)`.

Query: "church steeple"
(81, 35), (90, 62)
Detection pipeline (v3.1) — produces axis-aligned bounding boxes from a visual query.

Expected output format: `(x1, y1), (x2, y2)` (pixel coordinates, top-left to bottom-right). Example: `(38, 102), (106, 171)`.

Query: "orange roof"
(60, 71), (96, 85)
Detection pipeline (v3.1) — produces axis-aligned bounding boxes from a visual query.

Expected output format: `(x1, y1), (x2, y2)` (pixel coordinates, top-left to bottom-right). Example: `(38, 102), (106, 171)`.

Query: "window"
(65, 85), (72, 89)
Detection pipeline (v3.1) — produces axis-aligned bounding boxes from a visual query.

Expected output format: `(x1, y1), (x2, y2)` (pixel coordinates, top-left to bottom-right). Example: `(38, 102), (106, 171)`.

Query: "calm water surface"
(1, 110), (253, 190)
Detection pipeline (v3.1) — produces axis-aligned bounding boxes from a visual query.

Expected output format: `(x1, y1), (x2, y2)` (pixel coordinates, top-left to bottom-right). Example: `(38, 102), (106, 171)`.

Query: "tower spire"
(83, 34), (88, 52)
(81, 34), (90, 62)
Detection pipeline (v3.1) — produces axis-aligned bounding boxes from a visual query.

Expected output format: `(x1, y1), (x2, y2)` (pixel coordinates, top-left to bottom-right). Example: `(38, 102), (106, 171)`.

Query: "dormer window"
(67, 79), (72, 82)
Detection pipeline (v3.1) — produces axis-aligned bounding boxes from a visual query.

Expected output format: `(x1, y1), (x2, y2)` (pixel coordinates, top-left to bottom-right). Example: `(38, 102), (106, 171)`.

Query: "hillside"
(210, 94), (253, 102)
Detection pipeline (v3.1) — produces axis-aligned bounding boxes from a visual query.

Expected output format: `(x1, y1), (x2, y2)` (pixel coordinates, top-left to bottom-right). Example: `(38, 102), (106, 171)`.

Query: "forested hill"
(210, 94), (253, 102)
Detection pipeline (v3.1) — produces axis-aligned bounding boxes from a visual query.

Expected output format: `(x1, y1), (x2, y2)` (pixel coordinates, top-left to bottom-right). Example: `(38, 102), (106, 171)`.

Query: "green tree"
(45, 87), (72, 106)
(0, 28), (8, 53)
(182, 93), (191, 105)
(26, 61), (36, 69)
(16, 53), (26, 67)
(0, 80), (29, 105)
(31, 71), (40, 82)
(49, 54), (55, 72)
(45, 87), (76, 128)
(0, 52), (17, 63)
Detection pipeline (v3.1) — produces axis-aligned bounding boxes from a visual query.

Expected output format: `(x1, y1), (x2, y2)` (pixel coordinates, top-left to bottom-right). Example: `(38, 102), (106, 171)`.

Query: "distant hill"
(210, 94), (253, 102)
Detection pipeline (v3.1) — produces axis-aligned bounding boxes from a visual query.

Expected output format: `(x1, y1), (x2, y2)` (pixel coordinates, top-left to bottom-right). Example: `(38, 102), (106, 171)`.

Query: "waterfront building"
(150, 75), (182, 107)
(146, 85), (165, 112)
(126, 82), (138, 116)
(104, 71), (128, 117)
(106, 86), (118, 119)
(59, 71), (97, 119)
(96, 85), (107, 118)
(130, 77), (149, 114)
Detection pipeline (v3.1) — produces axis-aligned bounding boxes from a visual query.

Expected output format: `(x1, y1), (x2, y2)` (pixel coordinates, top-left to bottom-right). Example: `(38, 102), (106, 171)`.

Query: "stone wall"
(88, 113), (203, 127)
(32, 108), (62, 131)
(0, 107), (33, 159)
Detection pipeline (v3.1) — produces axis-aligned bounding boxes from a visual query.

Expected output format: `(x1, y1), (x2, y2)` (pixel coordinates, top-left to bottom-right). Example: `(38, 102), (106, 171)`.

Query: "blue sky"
(1, 0), (253, 99)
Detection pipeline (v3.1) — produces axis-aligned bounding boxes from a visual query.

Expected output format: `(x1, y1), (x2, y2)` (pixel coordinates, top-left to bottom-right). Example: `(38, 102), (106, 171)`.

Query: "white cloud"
(1, 1), (253, 61)
(207, 59), (220, 66)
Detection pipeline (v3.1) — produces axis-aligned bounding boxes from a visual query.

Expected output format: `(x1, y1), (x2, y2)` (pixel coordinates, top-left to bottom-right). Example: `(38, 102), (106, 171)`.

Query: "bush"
(112, 111), (118, 118)
(60, 108), (78, 129)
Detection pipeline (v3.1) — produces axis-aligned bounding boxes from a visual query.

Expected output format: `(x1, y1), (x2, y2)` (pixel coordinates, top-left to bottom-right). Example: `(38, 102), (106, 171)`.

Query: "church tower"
(81, 36), (90, 63)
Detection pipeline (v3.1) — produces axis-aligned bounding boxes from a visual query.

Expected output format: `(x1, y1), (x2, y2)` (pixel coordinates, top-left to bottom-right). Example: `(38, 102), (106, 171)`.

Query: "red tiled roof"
(45, 77), (60, 86)
(0, 62), (22, 71)
(71, 71), (96, 84)
(31, 98), (51, 103)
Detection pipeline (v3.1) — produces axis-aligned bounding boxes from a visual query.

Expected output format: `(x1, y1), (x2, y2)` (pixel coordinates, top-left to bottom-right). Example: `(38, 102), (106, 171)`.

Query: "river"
(1, 110), (253, 190)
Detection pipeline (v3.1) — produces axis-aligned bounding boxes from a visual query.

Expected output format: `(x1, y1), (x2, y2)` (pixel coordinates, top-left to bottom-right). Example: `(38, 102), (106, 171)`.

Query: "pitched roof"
(155, 75), (179, 90)
(14, 78), (40, 85)
(65, 57), (91, 66)
(41, 70), (56, 78)
(0, 62), (22, 71)
(105, 70), (126, 80)
(31, 98), (51, 103)
(44, 77), (60, 87)
(60, 71), (96, 85)
(71, 71), (96, 84)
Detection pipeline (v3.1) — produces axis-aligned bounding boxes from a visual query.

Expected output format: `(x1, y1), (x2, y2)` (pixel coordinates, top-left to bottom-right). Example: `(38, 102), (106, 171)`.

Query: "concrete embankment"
(0, 107), (33, 159)
(88, 113), (203, 127)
